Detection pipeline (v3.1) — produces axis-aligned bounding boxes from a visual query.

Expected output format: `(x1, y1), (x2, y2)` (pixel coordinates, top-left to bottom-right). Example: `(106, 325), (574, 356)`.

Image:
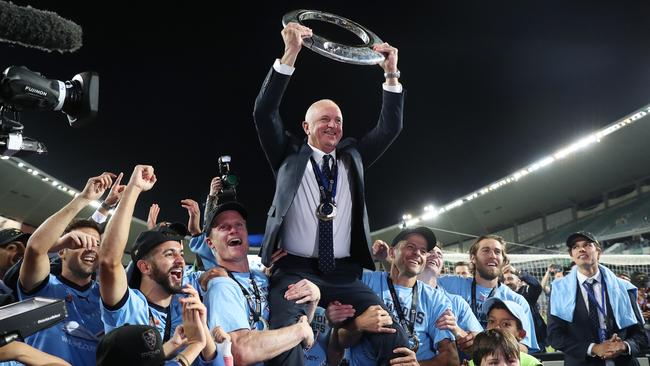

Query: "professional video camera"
(217, 155), (239, 202)
(0, 66), (99, 157)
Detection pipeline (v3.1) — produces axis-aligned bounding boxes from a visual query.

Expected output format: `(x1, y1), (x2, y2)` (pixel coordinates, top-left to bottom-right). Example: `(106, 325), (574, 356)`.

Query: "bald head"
(305, 99), (340, 122)
(302, 99), (343, 153)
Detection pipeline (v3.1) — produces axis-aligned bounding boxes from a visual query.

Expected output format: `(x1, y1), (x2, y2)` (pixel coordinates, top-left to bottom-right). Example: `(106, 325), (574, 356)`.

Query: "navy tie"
(318, 155), (335, 272)
(584, 279), (602, 338)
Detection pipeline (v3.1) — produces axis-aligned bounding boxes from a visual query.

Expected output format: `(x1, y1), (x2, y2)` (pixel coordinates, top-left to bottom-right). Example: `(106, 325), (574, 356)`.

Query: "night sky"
(3, 1), (650, 236)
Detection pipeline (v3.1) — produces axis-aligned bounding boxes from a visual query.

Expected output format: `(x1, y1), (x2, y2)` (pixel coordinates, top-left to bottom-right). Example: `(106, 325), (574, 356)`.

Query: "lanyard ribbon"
(386, 278), (418, 337)
(583, 279), (609, 342)
(310, 156), (338, 203)
(228, 271), (263, 329)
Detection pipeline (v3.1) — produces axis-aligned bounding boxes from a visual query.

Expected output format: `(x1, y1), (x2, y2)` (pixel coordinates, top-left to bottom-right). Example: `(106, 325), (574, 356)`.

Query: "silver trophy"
(282, 9), (385, 65)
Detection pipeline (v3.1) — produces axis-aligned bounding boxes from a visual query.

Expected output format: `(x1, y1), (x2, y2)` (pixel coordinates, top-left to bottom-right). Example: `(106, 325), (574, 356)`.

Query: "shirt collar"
(308, 143), (337, 163)
(577, 268), (601, 285)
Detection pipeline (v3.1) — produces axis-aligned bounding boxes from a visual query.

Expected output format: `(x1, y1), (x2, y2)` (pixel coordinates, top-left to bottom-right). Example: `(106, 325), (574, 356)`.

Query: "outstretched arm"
(20, 172), (114, 292)
(228, 316), (313, 365)
(252, 22), (313, 172)
(99, 165), (157, 307)
(0, 341), (71, 365)
(357, 42), (404, 168)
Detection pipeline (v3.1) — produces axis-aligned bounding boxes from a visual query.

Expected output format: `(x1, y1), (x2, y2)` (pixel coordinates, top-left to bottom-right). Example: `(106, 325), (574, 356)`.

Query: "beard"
(475, 262), (500, 281)
(150, 263), (183, 294)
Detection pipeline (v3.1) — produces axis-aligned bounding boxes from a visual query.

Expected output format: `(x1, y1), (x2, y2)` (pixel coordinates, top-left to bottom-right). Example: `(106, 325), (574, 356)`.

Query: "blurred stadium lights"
(2, 156), (99, 201)
(402, 104), (650, 228)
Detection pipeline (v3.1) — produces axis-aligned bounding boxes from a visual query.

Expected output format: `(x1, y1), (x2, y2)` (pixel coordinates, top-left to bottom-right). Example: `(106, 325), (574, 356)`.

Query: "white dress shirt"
(280, 146), (352, 258)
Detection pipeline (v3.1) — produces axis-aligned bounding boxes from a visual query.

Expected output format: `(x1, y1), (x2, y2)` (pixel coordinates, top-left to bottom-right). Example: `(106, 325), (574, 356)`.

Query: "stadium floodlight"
(400, 102), (650, 228)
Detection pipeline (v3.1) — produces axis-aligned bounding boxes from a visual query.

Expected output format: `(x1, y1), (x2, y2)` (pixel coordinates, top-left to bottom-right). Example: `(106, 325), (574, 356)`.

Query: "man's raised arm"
(99, 165), (157, 306)
(20, 172), (114, 292)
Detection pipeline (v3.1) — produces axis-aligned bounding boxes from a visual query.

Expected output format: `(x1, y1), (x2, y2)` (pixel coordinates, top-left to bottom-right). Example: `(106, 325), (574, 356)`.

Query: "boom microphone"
(0, 1), (82, 53)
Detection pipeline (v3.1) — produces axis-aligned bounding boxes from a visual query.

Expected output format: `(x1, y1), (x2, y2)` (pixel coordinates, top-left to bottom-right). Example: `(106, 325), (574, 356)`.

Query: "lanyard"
(582, 279), (609, 342)
(310, 156), (338, 202)
(386, 277), (418, 337)
(582, 280), (607, 318)
(228, 271), (263, 328)
(148, 305), (172, 342)
(471, 278), (498, 319)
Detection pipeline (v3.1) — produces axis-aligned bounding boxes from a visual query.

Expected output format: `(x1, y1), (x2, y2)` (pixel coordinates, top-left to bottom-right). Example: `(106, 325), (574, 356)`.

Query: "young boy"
(469, 298), (542, 366)
(471, 329), (521, 366)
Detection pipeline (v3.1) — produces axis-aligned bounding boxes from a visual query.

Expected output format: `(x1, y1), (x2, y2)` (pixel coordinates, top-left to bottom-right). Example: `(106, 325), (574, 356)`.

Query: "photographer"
(541, 263), (564, 297)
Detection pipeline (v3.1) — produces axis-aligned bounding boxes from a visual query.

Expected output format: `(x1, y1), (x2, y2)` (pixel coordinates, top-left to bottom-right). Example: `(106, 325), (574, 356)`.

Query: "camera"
(0, 66), (99, 156)
(549, 264), (563, 274)
(217, 155), (239, 202)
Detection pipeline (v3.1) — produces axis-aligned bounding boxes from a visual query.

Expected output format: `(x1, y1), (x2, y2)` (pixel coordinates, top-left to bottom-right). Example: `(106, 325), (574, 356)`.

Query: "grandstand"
(372, 102), (650, 257)
(371, 101), (650, 364)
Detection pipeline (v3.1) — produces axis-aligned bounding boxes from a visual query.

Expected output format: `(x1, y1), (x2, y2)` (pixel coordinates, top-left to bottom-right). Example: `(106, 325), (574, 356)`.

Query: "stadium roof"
(372, 103), (650, 252)
(0, 157), (149, 263)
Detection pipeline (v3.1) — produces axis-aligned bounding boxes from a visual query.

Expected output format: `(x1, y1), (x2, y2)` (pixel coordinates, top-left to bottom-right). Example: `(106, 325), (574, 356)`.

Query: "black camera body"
(549, 264), (563, 275)
(217, 155), (238, 202)
(0, 66), (99, 156)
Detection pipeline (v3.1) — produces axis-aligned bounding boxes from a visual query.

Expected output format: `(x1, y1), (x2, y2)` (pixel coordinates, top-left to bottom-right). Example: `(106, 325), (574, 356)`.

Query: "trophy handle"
(282, 9), (385, 65)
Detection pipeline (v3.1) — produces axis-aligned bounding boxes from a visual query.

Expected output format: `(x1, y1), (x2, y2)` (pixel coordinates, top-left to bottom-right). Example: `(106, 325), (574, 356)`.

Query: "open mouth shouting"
(169, 267), (184, 282)
(80, 251), (97, 265)
(227, 238), (243, 247)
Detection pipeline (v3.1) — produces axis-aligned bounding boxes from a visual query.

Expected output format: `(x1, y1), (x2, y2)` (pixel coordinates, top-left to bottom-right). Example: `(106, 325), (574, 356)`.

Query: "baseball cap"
(566, 231), (599, 248)
(127, 223), (188, 288)
(0, 228), (30, 247)
(391, 226), (437, 251)
(203, 200), (248, 234)
(481, 297), (526, 327)
(96, 324), (164, 366)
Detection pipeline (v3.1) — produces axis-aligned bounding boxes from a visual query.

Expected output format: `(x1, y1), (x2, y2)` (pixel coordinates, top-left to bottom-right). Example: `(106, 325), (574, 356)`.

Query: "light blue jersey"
(101, 287), (184, 338)
(437, 286), (483, 333)
(305, 307), (331, 366)
(205, 270), (269, 366)
(437, 275), (539, 352)
(188, 233), (218, 270)
(17, 275), (103, 366)
(101, 286), (215, 366)
(349, 272), (455, 365)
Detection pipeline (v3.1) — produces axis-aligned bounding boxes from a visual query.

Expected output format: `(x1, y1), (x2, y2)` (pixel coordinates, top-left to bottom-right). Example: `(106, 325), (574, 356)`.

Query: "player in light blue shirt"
(304, 307), (331, 366)
(436, 234), (539, 353)
(337, 227), (459, 365)
(17, 172), (117, 366)
(98, 165), (217, 365)
(202, 201), (319, 366)
(417, 244), (484, 362)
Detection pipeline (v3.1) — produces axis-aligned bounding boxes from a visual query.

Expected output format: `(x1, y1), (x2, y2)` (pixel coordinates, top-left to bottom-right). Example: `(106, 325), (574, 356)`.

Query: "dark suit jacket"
(253, 66), (404, 269)
(547, 278), (648, 366)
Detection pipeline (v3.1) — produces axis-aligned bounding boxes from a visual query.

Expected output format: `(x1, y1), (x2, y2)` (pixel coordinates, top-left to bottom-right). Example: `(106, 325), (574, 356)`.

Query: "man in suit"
(253, 21), (406, 365)
(547, 231), (648, 366)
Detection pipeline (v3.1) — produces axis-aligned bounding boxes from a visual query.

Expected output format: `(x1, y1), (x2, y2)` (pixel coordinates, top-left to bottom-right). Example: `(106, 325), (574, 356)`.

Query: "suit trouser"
(267, 254), (408, 366)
